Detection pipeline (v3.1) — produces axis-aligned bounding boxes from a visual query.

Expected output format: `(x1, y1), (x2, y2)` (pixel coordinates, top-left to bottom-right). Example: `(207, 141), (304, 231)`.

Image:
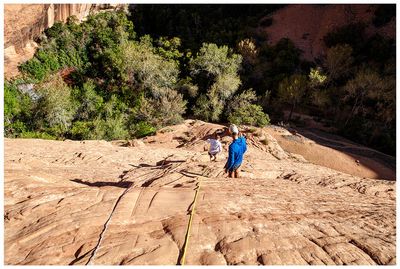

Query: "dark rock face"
(261, 4), (395, 61)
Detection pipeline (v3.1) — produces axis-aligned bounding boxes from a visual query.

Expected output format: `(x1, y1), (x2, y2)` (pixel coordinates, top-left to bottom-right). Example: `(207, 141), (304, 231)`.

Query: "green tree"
(226, 89), (270, 127)
(308, 68), (331, 108)
(155, 36), (183, 63)
(4, 81), (33, 136)
(73, 80), (104, 121)
(326, 44), (354, 81)
(86, 11), (136, 72)
(118, 37), (186, 128)
(190, 43), (242, 121)
(119, 36), (180, 95)
(343, 68), (385, 126)
(138, 89), (187, 127)
(34, 75), (77, 136)
(277, 74), (308, 121)
(190, 43), (242, 88)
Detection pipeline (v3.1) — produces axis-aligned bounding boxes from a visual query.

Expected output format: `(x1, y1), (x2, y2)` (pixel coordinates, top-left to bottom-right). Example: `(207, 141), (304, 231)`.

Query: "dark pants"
(208, 152), (217, 160)
(228, 165), (241, 178)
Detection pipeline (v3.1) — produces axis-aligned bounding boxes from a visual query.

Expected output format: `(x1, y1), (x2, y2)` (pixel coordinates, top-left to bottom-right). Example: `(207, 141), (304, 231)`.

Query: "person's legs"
(233, 165), (241, 178)
(228, 170), (233, 178)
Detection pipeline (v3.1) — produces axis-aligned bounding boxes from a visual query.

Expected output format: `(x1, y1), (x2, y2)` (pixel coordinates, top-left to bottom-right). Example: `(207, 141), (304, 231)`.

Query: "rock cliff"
(4, 4), (126, 78)
(261, 4), (395, 61)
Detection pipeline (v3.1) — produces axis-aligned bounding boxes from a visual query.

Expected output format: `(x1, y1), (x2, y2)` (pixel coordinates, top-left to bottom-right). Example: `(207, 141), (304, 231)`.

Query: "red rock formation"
(4, 4), (126, 79)
(261, 4), (395, 61)
(4, 120), (396, 265)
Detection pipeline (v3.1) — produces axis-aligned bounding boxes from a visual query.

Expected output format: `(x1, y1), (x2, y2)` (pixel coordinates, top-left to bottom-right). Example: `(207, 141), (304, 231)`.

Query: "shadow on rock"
(71, 179), (133, 188)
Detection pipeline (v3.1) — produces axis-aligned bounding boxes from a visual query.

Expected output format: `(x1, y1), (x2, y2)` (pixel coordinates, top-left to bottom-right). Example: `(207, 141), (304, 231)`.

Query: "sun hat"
(229, 124), (239, 134)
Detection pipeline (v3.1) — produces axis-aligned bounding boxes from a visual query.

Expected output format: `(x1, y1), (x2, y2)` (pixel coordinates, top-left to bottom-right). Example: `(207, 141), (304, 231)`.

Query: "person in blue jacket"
(224, 124), (247, 178)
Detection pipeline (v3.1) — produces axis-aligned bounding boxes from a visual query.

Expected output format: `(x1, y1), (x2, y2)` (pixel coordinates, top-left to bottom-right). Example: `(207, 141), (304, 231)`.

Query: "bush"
(326, 44), (354, 81)
(273, 38), (301, 72)
(131, 121), (156, 138)
(119, 37), (180, 93)
(277, 74), (308, 121)
(70, 121), (94, 140)
(190, 43), (242, 78)
(225, 89), (270, 127)
(4, 81), (34, 136)
(20, 131), (56, 140)
(34, 75), (77, 135)
(193, 94), (212, 121)
(137, 89), (187, 127)
(73, 80), (104, 121)
(228, 104), (270, 127)
(19, 58), (48, 81)
(91, 115), (129, 141)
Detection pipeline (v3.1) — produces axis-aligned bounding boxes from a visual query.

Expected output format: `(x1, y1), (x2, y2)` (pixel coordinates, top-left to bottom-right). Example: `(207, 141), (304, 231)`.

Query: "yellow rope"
(179, 177), (203, 265)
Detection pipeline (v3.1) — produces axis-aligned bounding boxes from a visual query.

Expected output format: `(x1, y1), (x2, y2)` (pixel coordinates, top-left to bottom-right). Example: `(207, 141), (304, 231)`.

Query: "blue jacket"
(225, 136), (247, 171)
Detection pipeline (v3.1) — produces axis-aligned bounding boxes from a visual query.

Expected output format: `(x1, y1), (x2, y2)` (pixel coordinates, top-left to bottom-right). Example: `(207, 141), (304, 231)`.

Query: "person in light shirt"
(207, 133), (222, 161)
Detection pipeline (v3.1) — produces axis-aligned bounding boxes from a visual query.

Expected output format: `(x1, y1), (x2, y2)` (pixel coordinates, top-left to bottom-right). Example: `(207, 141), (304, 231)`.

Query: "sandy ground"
(4, 120), (396, 265)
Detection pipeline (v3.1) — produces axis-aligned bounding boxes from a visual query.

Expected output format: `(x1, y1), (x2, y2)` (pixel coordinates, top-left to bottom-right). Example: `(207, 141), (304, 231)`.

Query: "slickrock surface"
(263, 126), (396, 180)
(4, 120), (396, 265)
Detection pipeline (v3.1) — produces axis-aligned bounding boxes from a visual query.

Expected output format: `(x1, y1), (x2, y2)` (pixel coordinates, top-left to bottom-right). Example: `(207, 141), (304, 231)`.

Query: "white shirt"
(207, 139), (222, 155)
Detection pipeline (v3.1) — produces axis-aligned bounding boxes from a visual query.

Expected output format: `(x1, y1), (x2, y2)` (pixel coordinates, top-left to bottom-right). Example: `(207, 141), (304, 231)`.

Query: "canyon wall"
(261, 4), (395, 61)
(4, 4), (126, 79)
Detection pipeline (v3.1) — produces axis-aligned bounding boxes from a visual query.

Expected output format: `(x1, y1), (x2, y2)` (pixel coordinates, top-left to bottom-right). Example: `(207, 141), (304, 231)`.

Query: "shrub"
(156, 36), (183, 62)
(277, 74), (308, 121)
(91, 115), (129, 141)
(225, 89), (270, 127)
(19, 58), (48, 81)
(120, 37), (180, 93)
(237, 38), (259, 65)
(73, 80), (104, 121)
(325, 44), (354, 81)
(272, 38), (301, 74)
(175, 77), (199, 99)
(248, 127), (258, 133)
(70, 121), (94, 140)
(193, 94), (212, 121)
(34, 75), (77, 135)
(4, 81), (34, 136)
(228, 104), (270, 127)
(189, 43), (242, 78)
(20, 131), (56, 140)
(131, 121), (156, 138)
(138, 89), (187, 127)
